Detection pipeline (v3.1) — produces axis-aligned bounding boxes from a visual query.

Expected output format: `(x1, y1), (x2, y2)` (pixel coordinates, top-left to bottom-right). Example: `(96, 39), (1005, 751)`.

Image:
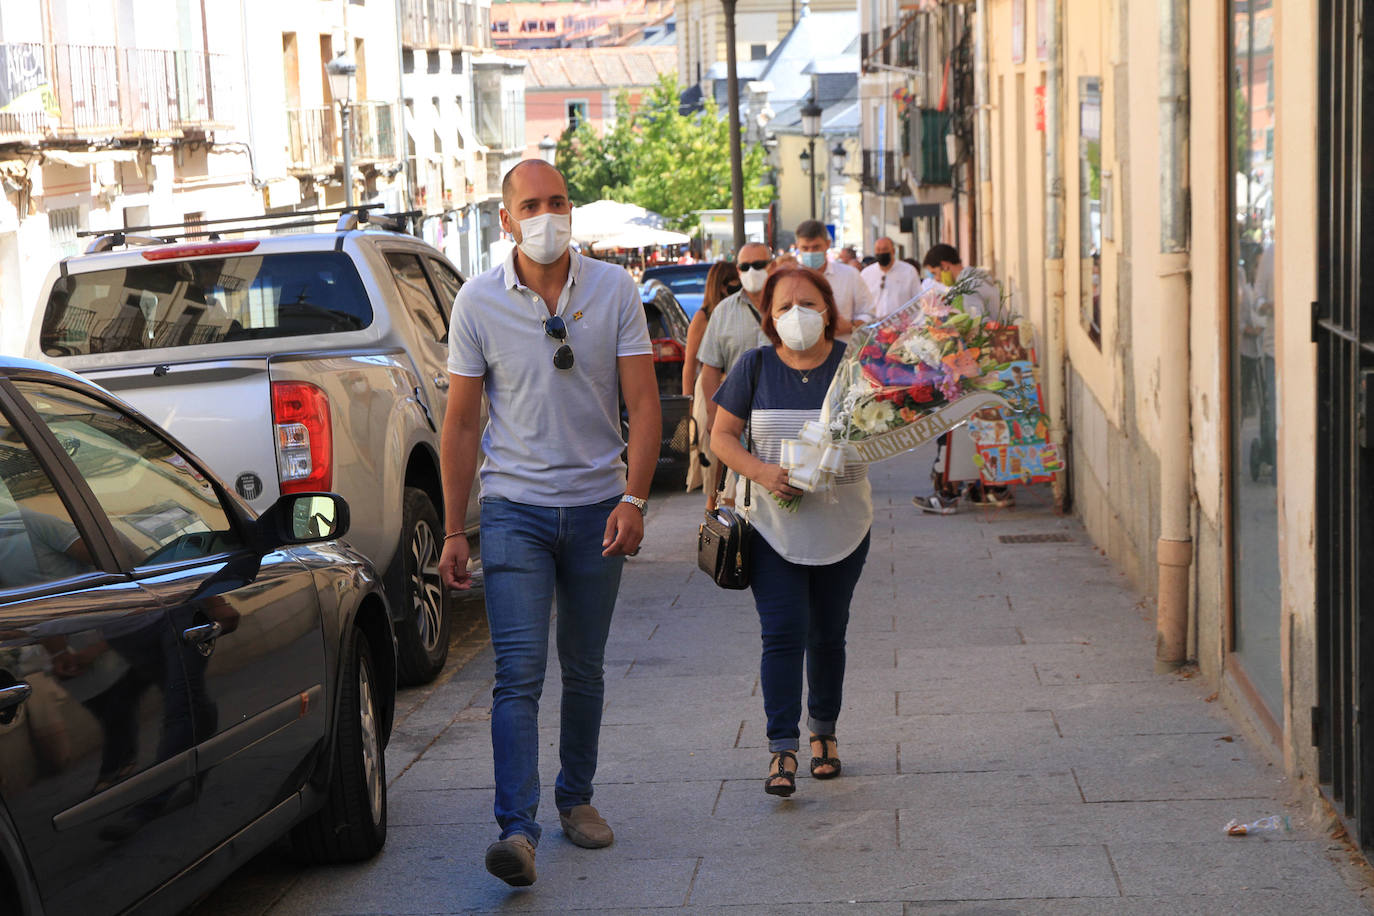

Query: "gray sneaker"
(559, 804), (614, 848)
(485, 833), (536, 886)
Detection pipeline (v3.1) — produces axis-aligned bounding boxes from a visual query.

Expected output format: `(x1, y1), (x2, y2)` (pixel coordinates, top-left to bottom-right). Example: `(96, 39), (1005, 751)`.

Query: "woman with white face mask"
(710, 265), (873, 799)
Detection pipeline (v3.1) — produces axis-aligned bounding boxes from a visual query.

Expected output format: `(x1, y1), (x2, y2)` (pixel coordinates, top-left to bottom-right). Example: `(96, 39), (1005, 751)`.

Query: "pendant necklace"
(798, 366), (811, 383)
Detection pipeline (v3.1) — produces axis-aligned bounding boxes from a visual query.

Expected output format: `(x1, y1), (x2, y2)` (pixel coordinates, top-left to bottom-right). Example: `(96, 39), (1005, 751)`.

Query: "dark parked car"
(639, 280), (692, 486)
(641, 262), (714, 317)
(0, 357), (395, 916)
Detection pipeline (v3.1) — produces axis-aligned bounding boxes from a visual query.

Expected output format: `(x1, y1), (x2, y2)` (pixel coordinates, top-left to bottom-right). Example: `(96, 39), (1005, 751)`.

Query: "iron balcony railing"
(286, 102), (399, 172)
(861, 149), (903, 193)
(2, 42), (236, 140)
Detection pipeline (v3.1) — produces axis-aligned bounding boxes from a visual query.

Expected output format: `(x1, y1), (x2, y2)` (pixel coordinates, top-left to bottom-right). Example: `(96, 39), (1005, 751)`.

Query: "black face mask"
(876, 252), (893, 267)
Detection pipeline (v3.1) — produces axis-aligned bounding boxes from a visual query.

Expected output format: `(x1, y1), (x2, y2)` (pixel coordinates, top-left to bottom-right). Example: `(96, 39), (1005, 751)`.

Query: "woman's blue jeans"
(479, 496), (625, 845)
(749, 531), (871, 753)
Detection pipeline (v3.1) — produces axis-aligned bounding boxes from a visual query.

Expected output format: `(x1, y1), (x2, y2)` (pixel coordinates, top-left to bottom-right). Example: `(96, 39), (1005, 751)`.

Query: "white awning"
(42, 149), (139, 167)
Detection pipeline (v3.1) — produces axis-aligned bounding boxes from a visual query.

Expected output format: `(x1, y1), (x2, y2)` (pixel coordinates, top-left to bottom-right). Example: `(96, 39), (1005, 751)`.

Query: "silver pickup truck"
(25, 208), (476, 684)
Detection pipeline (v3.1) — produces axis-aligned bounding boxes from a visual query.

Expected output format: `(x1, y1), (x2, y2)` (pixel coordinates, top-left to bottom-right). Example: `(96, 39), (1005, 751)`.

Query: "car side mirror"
(262, 492), (351, 547)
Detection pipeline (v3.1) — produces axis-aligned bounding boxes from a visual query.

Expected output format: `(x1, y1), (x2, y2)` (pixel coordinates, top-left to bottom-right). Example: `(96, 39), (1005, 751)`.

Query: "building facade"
(960, 0), (1371, 849)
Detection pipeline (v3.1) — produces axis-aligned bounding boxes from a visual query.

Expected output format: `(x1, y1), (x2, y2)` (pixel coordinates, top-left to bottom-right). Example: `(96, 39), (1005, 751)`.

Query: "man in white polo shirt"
(438, 159), (661, 887)
(794, 219), (874, 341)
(861, 235), (922, 319)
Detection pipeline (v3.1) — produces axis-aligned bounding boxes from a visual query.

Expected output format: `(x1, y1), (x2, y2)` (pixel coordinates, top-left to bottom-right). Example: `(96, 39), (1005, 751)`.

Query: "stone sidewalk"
(195, 448), (1374, 914)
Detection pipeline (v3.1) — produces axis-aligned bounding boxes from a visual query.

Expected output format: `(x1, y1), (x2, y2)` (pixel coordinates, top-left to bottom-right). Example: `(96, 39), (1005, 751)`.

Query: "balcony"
(402, 0), (459, 49)
(861, 149), (903, 194)
(0, 42), (237, 142)
(286, 101), (399, 173)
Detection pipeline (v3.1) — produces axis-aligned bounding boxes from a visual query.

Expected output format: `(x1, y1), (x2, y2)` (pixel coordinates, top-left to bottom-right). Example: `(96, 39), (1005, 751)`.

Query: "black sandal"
(810, 734), (842, 779)
(764, 750), (797, 797)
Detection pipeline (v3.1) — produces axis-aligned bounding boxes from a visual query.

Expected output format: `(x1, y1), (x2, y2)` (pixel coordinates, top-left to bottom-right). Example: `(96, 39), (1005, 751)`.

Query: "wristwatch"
(620, 494), (648, 515)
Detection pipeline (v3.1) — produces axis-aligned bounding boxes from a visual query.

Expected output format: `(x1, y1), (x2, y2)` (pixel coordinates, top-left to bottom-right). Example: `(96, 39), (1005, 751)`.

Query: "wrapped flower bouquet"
(780, 275), (1027, 491)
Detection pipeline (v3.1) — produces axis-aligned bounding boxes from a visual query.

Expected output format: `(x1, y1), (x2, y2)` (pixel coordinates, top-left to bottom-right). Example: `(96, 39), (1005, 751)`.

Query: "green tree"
(554, 75), (773, 230)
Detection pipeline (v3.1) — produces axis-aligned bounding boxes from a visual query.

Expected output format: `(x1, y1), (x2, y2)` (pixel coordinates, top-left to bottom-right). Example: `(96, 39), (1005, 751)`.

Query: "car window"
(14, 382), (243, 568)
(38, 252), (373, 357)
(385, 252), (448, 343)
(427, 257), (464, 319)
(0, 414), (98, 590)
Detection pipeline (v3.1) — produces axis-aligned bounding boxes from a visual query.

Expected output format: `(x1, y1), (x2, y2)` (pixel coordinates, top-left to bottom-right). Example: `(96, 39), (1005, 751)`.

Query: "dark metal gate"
(1315, 0), (1374, 852)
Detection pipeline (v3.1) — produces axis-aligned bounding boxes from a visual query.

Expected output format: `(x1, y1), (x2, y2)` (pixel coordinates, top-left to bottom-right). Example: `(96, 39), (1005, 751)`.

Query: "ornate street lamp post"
(538, 134), (558, 164)
(800, 96), (823, 220)
(325, 53), (358, 207)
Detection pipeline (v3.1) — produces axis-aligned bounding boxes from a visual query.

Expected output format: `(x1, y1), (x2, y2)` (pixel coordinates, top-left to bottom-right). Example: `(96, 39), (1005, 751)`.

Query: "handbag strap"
(717, 349), (765, 508)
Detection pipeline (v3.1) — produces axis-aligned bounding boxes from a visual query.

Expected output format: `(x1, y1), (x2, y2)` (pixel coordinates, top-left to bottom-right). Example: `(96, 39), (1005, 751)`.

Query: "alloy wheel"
(357, 654), (383, 825)
(408, 520), (444, 653)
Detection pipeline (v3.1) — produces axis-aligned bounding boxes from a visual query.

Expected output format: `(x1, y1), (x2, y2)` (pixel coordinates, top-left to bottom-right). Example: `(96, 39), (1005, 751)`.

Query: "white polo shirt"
(824, 260), (874, 341)
(861, 259), (922, 320)
(447, 249), (652, 506)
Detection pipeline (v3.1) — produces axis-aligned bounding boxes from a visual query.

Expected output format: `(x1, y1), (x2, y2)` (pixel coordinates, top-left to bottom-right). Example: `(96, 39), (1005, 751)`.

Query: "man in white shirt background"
(795, 219), (874, 342)
(860, 236), (922, 320)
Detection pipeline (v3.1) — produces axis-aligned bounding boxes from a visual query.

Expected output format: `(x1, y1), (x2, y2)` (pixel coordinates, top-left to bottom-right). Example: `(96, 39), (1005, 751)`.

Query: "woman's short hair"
(702, 260), (741, 315)
(758, 264), (839, 346)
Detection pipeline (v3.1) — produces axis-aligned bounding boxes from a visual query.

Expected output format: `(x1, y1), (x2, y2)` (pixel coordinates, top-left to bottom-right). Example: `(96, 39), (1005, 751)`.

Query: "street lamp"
(325, 53), (358, 207)
(800, 96), (823, 220)
(831, 140), (848, 177)
(538, 134), (557, 164)
(798, 147), (811, 175)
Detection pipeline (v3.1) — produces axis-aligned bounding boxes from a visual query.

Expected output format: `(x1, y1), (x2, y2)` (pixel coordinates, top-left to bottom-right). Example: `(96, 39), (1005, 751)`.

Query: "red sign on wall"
(1034, 85), (1046, 132)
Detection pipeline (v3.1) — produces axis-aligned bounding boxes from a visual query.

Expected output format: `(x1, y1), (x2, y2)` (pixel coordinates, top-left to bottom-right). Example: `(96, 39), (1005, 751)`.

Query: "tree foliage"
(555, 75), (773, 230)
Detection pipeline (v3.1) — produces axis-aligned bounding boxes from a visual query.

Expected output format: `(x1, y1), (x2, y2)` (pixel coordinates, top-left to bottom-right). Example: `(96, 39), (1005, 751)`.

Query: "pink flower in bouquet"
(938, 373), (964, 402)
(941, 347), (984, 382)
(921, 296), (952, 318)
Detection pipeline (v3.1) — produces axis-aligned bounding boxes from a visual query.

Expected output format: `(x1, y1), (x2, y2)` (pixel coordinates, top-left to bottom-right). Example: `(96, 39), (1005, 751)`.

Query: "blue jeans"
(479, 496), (626, 844)
(749, 531), (870, 753)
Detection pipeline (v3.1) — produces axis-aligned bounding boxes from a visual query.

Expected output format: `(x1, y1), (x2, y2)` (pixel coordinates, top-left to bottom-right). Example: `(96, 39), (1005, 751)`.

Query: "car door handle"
(182, 621), (223, 657)
(0, 682), (31, 712)
(433, 375), (449, 390)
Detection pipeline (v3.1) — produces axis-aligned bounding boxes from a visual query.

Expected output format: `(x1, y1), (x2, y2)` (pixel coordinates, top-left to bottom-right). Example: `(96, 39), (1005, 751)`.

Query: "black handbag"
(696, 353), (763, 590)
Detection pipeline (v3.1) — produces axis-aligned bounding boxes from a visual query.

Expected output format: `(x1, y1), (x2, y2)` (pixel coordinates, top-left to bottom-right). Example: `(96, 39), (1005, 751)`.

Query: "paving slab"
(188, 456), (1374, 915)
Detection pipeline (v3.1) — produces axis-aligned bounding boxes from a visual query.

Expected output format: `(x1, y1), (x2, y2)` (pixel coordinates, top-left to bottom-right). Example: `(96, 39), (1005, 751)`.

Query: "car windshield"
(647, 270), (709, 295)
(39, 251), (372, 357)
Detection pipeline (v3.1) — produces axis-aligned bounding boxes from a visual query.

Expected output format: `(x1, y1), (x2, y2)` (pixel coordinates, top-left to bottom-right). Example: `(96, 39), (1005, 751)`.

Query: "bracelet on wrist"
(443, 531), (465, 542)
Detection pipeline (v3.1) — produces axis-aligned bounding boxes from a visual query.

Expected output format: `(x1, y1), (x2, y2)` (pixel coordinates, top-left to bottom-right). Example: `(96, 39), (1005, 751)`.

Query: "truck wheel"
(395, 487), (451, 685)
(291, 630), (387, 862)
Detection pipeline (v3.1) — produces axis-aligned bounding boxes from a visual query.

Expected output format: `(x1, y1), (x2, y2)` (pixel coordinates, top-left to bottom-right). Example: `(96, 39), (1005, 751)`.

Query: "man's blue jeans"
(479, 496), (625, 844)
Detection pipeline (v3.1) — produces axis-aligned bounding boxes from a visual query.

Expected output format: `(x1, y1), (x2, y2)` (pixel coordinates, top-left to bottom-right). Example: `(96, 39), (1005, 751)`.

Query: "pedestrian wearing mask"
(795, 219), (874, 343)
(698, 243), (773, 506)
(710, 265), (873, 798)
(683, 261), (741, 493)
(439, 159), (661, 887)
(860, 236), (921, 320)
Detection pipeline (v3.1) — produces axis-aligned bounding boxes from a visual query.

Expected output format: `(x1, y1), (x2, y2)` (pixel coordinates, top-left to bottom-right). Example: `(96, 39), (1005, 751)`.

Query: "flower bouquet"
(779, 275), (1025, 491)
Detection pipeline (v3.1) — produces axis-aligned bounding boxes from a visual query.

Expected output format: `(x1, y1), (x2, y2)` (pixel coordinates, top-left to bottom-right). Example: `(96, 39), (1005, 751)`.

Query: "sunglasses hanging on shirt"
(544, 315), (575, 370)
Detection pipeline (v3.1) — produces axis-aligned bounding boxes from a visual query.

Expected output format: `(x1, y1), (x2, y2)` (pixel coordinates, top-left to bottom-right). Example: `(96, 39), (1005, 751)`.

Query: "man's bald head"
(502, 159), (567, 211)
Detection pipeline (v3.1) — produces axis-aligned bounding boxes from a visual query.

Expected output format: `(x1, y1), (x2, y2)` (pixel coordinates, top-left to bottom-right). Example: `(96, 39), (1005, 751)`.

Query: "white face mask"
(515, 212), (572, 264)
(798, 250), (827, 270)
(739, 267), (768, 294)
(775, 305), (826, 351)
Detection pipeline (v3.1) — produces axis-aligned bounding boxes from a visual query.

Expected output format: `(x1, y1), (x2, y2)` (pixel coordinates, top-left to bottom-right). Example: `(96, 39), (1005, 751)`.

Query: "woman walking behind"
(683, 261), (741, 495)
(710, 265), (873, 796)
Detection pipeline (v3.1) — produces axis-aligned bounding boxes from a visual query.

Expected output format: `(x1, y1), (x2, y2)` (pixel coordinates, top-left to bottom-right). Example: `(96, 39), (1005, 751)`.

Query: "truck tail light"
(651, 338), (685, 362)
(272, 381), (332, 494)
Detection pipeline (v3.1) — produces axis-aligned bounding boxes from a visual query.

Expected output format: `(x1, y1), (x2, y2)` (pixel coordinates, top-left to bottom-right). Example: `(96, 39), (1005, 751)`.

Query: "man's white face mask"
(739, 266), (768, 294)
(515, 212), (572, 264)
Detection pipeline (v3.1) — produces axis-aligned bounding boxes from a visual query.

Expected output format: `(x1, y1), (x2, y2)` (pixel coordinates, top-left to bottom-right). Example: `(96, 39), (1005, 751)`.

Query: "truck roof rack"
(76, 204), (422, 253)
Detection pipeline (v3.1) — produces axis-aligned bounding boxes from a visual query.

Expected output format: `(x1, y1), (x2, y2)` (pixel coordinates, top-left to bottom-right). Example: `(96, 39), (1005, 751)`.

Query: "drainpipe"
(1043, 0), (1067, 512)
(974, 0), (993, 269)
(1155, 0), (1192, 671)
